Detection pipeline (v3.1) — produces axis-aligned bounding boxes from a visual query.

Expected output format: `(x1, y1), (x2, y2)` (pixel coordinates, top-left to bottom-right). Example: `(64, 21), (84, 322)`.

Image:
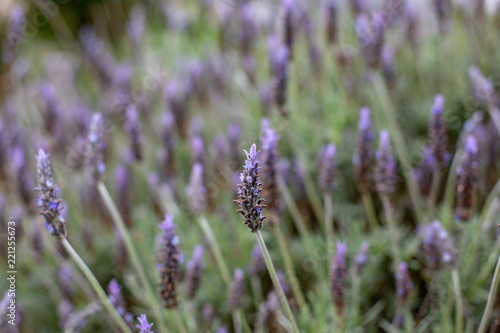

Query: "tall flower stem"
(198, 215), (232, 286)
(478, 253), (500, 333)
(381, 197), (401, 265)
(451, 269), (463, 333)
(255, 230), (300, 333)
(369, 70), (425, 223)
(271, 214), (309, 315)
(324, 193), (334, 258)
(60, 238), (133, 333)
(173, 309), (188, 333)
(96, 182), (167, 332)
(361, 193), (379, 231)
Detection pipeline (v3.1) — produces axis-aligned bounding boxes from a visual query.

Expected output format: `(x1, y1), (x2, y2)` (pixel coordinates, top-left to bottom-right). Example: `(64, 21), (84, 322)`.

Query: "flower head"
(455, 135), (479, 221)
(228, 269), (246, 309)
(234, 144), (266, 233)
(354, 241), (370, 274)
(468, 66), (495, 106)
(330, 242), (347, 316)
(355, 13), (385, 68)
(136, 314), (154, 333)
(185, 245), (204, 300)
(395, 261), (412, 306)
(318, 143), (337, 194)
(428, 95), (450, 170)
(186, 163), (207, 215)
(421, 220), (457, 269)
(87, 113), (106, 180)
(125, 105), (144, 161)
(354, 107), (374, 193)
(260, 120), (280, 214)
(375, 130), (397, 197)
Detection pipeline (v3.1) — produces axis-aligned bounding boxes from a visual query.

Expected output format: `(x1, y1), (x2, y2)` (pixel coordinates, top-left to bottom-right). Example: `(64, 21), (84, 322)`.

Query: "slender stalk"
(381, 197), (401, 265)
(478, 254), (500, 333)
(272, 219), (309, 314)
(173, 309), (188, 333)
(361, 193), (379, 231)
(352, 273), (362, 325)
(255, 230), (300, 333)
(233, 311), (242, 333)
(96, 182), (166, 332)
(452, 269), (463, 333)
(198, 215), (232, 286)
(60, 238), (133, 333)
(186, 301), (197, 332)
(369, 71), (425, 223)
(251, 277), (263, 306)
(324, 193), (334, 257)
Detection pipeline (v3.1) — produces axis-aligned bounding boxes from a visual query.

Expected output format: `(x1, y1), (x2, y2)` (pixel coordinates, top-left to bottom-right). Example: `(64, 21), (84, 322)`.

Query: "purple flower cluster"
(421, 220), (457, 269)
(374, 130), (397, 197)
(185, 245), (204, 300)
(136, 314), (154, 333)
(318, 143), (337, 195)
(455, 136), (479, 221)
(354, 107), (374, 193)
(260, 120), (280, 214)
(330, 242), (347, 316)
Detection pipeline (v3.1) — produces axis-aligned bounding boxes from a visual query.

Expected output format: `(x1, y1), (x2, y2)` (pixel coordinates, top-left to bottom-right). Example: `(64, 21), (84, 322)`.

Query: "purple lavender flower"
(234, 144), (266, 233)
(349, 0), (366, 16)
(354, 241), (370, 274)
(355, 13), (385, 69)
(269, 36), (290, 117)
(35, 149), (67, 238)
(428, 95), (450, 170)
(186, 163), (207, 215)
(405, 3), (418, 48)
(228, 268), (246, 309)
(12, 146), (34, 210)
(354, 107), (374, 193)
(58, 264), (74, 300)
(318, 143), (337, 195)
(247, 242), (266, 276)
(158, 214), (183, 309)
(87, 113), (106, 181)
(374, 130), (397, 197)
(434, 0), (451, 33)
(79, 26), (116, 84)
(125, 105), (143, 162)
(468, 66), (495, 106)
(165, 80), (188, 139)
(381, 46), (395, 84)
(413, 147), (434, 196)
(421, 220), (457, 269)
(280, 0), (295, 59)
(325, 0), (338, 44)
(395, 261), (412, 306)
(115, 165), (132, 228)
(40, 82), (62, 138)
(191, 135), (204, 165)
(185, 245), (204, 300)
(160, 111), (177, 178)
(455, 136), (479, 221)
(2, 5), (25, 65)
(108, 279), (134, 326)
(239, 2), (256, 56)
(228, 122), (241, 171)
(136, 314), (154, 333)
(127, 6), (146, 44)
(330, 242), (347, 316)
(260, 120), (280, 214)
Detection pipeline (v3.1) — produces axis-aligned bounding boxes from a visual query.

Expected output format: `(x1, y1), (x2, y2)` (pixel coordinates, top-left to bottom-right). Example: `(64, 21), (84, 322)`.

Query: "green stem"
(478, 253), (500, 333)
(198, 215), (232, 286)
(324, 193), (334, 258)
(361, 192), (379, 231)
(369, 71), (425, 223)
(173, 308), (188, 333)
(97, 182), (167, 332)
(272, 219), (309, 314)
(255, 230), (300, 333)
(233, 311), (242, 333)
(382, 197), (401, 265)
(452, 269), (463, 333)
(60, 238), (133, 333)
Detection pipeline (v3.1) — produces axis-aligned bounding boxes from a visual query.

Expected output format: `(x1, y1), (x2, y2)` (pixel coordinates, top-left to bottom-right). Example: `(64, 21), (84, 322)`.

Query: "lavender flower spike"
(234, 144), (266, 233)
(354, 241), (370, 275)
(35, 149), (67, 238)
(468, 66), (495, 106)
(395, 262), (412, 307)
(228, 268), (246, 309)
(330, 242), (347, 316)
(319, 143), (337, 195)
(260, 120), (280, 215)
(374, 130), (397, 197)
(87, 113), (106, 181)
(325, 0), (338, 45)
(354, 107), (374, 193)
(421, 220), (457, 270)
(186, 163), (207, 215)
(455, 136), (479, 221)
(355, 13), (385, 69)
(158, 214), (183, 309)
(185, 245), (204, 300)
(136, 314), (154, 333)
(428, 95), (450, 170)
(125, 105), (144, 161)
(269, 37), (290, 117)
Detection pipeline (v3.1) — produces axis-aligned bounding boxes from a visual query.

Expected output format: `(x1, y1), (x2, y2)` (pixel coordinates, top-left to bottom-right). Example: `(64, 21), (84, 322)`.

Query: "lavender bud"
(79, 27), (116, 84)
(160, 111), (177, 178)
(330, 242), (347, 316)
(413, 147), (434, 196)
(125, 105), (144, 161)
(354, 107), (374, 193)
(468, 66), (495, 106)
(228, 268), (246, 309)
(115, 165), (132, 229)
(355, 13), (385, 69)
(421, 220), (457, 269)
(186, 163), (207, 215)
(108, 279), (134, 326)
(395, 261), (412, 307)
(318, 143), (337, 195)
(260, 120), (280, 214)
(374, 131), (397, 197)
(234, 144), (266, 233)
(35, 149), (67, 238)
(428, 95), (450, 170)
(354, 241), (370, 274)
(279, 0), (295, 59)
(185, 245), (204, 300)
(325, 0), (338, 44)
(269, 37), (289, 117)
(434, 0), (451, 33)
(40, 82), (62, 138)
(455, 136), (479, 221)
(136, 314), (154, 333)
(2, 5), (25, 65)
(218, 327), (228, 333)
(87, 113), (106, 181)
(158, 214), (183, 309)
(12, 146), (34, 210)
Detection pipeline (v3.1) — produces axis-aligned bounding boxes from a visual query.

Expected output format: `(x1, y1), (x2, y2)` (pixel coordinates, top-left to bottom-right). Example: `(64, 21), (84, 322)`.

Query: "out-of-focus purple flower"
(349, 0), (366, 16)
(375, 130), (397, 197)
(354, 107), (374, 193)
(124, 105), (144, 162)
(325, 0), (338, 44)
(247, 242), (266, 276)
(2, 5), (25, 65)
(269, 36), (290, 117)
(35, 149), (67, 238)
(355, 13), (385, 69)
(260, 120), (280, 214)
(413, 147), (434, 196)
(32, 221), (44, 262)
(421, 220), (457, 269)
(186, 163), (207, 215)
(108, 279), (134, 326)
(191, 135), (204, 165)
(79, 26), (116, 84)
(202, 303), (214, 323)
(127, 6), (146, 44)
(280, 0), (295, 59)
(185, 245), (204, 300)
(158, 214), (183, 309)
(428, 95), (450, 170)
(218, 327), (228, 333)
(468, 66), (495, 106)
(165, 80), (189, 139)
(405, 3), (418, 48)
(136, 314), (154, 333)
(381, 46), (395, 85)
(434, 0), (451, 33)
(330, 242), (347, 316)
(234, 144), (266, 233)
(228, 268), (246, 309)
(239, 2), (256, 56)
(40, 82), (63, 139)
(228, 122), (241, 171)
(12, 146), (34, 210)
(455, 136), (479, 221)
(354, 241), (370, 274)
(115, 165), (132, 228)
(318, 143), (337, 195)
(395, 261), (412, 306)
(58, 264), (74, 300)
(87, 113), (106, 181)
